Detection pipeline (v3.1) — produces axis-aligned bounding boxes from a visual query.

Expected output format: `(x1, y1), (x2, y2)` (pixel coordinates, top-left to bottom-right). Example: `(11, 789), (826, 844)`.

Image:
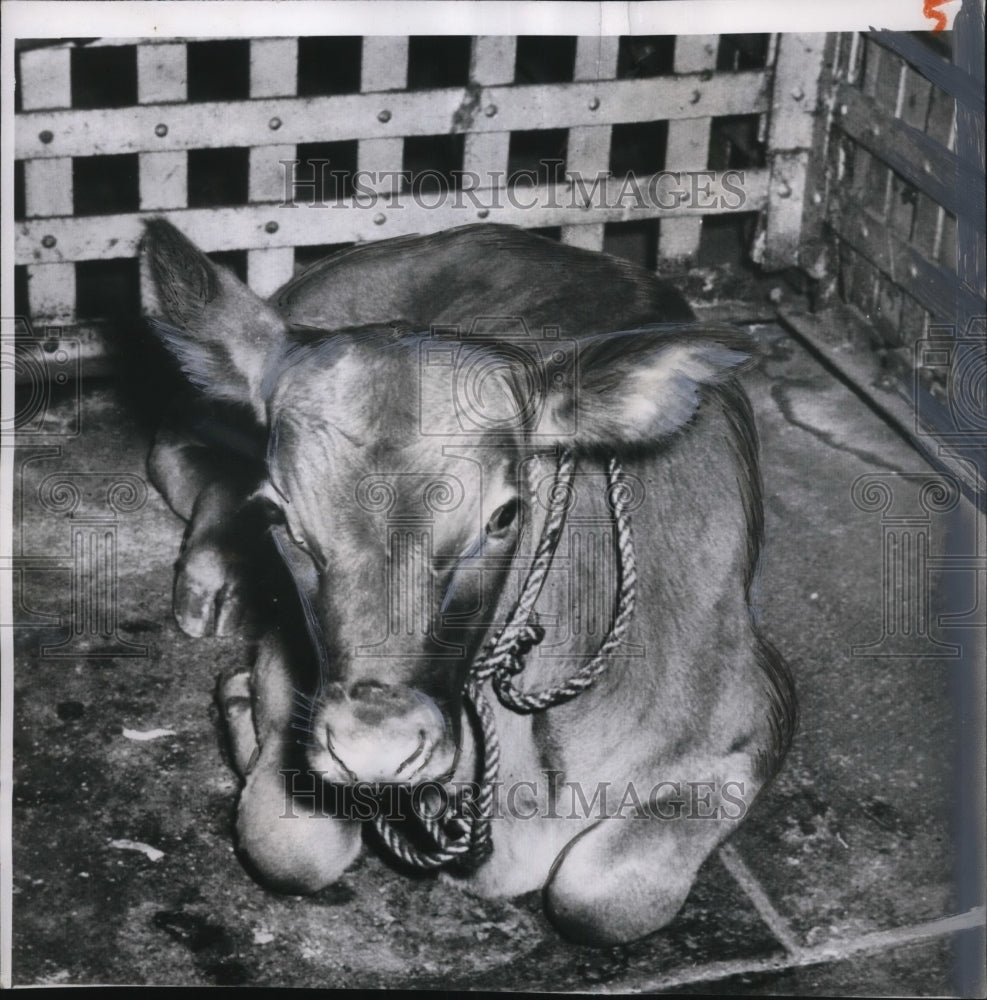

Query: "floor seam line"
(599, 905), (987, 994)
(718, 842), (804, 956)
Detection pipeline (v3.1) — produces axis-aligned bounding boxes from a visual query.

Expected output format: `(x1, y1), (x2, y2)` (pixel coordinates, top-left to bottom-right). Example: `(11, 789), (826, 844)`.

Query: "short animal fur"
(142, 220), (796, 944)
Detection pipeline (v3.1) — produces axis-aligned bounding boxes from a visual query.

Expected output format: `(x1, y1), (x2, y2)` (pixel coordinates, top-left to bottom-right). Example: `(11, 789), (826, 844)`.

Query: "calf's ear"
(141, 218), (286, 424)
(540, 324), (755, 449)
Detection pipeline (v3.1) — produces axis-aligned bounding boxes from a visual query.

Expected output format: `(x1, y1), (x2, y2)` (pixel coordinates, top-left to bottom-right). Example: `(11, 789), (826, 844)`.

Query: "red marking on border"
(923, 0), (948, 31)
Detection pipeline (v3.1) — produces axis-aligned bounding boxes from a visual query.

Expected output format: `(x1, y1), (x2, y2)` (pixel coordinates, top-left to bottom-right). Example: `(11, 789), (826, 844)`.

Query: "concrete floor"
(9, 322), (986, 993)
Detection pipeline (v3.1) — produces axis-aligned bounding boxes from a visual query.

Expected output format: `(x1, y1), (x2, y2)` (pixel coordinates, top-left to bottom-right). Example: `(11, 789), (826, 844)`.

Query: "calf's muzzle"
(309, 679), (458, 784)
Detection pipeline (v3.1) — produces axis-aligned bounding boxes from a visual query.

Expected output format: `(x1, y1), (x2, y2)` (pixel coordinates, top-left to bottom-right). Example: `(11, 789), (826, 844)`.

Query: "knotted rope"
(372, 450), (638, 870)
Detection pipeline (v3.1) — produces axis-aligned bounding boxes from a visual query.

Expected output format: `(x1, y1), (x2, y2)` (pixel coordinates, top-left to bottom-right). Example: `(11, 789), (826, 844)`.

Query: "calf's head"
(143, 219), (753, 785)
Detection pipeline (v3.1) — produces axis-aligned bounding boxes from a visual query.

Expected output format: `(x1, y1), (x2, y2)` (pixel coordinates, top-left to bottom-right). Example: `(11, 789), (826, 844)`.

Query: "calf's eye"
(485, 498), (519, 537)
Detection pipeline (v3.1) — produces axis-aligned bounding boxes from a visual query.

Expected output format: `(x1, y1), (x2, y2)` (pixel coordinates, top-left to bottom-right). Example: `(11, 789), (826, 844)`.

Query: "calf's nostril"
(322, 682), (345, 703)
(349, 679), (389, 700)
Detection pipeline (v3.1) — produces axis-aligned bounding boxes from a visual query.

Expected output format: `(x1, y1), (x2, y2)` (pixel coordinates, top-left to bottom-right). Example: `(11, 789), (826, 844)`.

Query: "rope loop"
(371, 450), (638, 871)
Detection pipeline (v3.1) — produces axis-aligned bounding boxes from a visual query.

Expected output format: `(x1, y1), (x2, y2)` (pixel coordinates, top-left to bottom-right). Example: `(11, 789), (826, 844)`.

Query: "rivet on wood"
(812, 191), (823, 204)
(477, 208), (490, 219)
(777, 182), (792, 199)
(484, 104), (498, 117)
(923, 161), (932, 173)
(39, 130), (54, 144)
(41, 235), (57, 249)
(791, 87), (805, 101)
(373, 213), (386, 226)
(265, 221), (279, 234)
(861, 224), (869, 237)
(154, 123), (168, 138)
(588, 97), (600, 111)
(690, 90), (702, 104)
(269, 117), (282, 131)
(377, 109), (392, 123)
(909, 265), (919, 278)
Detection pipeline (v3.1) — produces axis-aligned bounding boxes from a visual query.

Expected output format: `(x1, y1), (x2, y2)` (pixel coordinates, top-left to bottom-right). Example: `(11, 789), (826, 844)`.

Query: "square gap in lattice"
(717, 35), (772, 71)
(708, 115), (766, 170)
(507, 130), (567, 186)
(73, 154), (139, 216)
(15, 266), (29, 319)
(71, 45), (137, 108)
(698, 213), (759, 268)
(617, 36), (675, 78)
(187, 40), (250, 102)
(515, 37), (577, 83)
(294, 141), (360, 202)
(76, 259), (141, 322)
(605, 220), (659, 271)
(188, 148), (250, 208)
(14, 161), (25, 221)
(403, 135), (466, 193)
(610, 122), (668, 178)
(297, 37), (362, 96)
(294, 243), (356, 276)
(407, 37), (471, 90)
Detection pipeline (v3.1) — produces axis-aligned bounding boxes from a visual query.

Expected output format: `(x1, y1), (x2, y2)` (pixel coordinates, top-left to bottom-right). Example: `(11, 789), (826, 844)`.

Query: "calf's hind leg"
(544, 751), (762, 945)
(219, 632), (362, 894)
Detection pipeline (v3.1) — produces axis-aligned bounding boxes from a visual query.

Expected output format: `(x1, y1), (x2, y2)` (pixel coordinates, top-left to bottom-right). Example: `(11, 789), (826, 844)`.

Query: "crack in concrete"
(770, 381), (906, 474)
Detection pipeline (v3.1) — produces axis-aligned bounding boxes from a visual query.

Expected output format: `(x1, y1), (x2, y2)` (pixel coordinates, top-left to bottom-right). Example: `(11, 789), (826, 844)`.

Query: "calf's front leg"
(219, 632), (362, 894)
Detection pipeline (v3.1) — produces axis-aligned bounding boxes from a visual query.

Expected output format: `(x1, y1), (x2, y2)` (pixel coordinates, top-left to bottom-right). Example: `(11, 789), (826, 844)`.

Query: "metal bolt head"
(39, 130), (54, 144)
(377, 109), (392, 123)
(41, 234), (57, 249)
(484, 104), (497, 118)
(477, 208), (490, 220)
(690, 90), (702, 104)
(777, 182), (792, 199)
(812, 191), (823, 205)
(588, 97), (600, 111)
(268, 116), (282, 131)
(373, 212), (386, 226)
(154, 123), (168, 138)
(265, 221), (279, 234)
(791, 86), (805, 101)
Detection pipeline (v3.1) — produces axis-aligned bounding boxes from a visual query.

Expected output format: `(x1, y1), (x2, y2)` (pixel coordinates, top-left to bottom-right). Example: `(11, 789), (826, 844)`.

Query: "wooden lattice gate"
(14, 32), (828, 360)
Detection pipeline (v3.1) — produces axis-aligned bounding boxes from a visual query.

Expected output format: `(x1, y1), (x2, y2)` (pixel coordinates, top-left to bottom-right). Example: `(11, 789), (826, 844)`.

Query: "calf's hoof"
(173, 545), (249, 637)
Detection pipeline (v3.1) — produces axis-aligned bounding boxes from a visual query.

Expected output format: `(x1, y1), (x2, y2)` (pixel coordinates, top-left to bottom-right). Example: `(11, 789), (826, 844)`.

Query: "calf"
(142, 220), (795, 944)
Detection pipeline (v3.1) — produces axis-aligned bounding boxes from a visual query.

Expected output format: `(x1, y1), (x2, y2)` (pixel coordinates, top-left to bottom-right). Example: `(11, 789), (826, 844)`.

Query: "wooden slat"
(24, 263), (76, 323)
(248, 248), (296, 298)
(463, 36), (517, 187)
(249, 38), (298, 98)
(357, 38), (410, 196)
(561, 35), (619, 253)
(137, 44), (188, 215)
(834, 81), (983, 221)
(137, 42), (187, 103)
(19, 46), (71, 111)
(17, 71), (773, 160)
(138, 151), (187, 210)
(830, 192), (983, 323)
(15, 169), (771, 265)
(658, 35), (719, 262)
(361, 36), (409, 92)
(866, 31), (985, 115)
(244, 40), (298, 294)
(755, 33), (828, 269)
(20, 45), (75, 321)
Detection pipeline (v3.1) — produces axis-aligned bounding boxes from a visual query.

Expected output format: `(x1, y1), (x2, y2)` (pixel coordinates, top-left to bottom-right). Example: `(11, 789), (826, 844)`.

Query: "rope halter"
(371, 449), (638, 870)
